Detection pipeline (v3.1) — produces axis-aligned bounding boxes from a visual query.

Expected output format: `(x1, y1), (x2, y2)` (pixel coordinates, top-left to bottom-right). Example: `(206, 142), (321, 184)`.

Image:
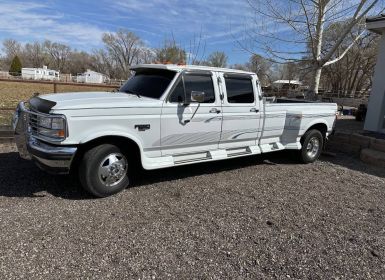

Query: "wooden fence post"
(53, 81), (57, 93)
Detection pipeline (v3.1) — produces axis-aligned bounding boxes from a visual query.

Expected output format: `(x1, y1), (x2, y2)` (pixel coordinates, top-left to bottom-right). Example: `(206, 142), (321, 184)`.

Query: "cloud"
(0, 0), (106, 48)
(112, 0), (254, 44)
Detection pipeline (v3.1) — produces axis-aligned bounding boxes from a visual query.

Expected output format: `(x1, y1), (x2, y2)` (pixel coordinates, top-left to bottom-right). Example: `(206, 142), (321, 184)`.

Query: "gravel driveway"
(0, 143), (384, 279)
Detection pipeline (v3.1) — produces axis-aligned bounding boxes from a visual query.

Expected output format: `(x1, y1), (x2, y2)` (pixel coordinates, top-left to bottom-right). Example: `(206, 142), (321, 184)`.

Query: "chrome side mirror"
(191, 91), (205, 103)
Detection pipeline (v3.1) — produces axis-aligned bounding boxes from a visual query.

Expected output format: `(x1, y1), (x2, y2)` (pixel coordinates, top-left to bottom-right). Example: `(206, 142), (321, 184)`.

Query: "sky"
(0, 0), (259, 64)
(0, 0), (383, 65)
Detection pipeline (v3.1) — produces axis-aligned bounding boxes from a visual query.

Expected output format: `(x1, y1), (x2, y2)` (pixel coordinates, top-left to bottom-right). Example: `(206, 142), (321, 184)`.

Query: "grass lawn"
(0, 81), (116, 126)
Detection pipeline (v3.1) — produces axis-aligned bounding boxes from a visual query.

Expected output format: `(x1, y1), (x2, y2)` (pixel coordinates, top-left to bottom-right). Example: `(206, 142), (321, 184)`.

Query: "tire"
(299, 129), (324, 164)
(79, 144), (130, 197)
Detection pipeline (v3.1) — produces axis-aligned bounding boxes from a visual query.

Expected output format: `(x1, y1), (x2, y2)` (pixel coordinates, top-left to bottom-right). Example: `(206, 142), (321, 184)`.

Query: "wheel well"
(301, 123), (328, 144)
(71, 136), (142, 171)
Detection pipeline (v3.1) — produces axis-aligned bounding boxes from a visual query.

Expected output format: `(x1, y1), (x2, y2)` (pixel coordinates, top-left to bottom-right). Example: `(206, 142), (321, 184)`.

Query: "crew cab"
(13, 64), (337, 197)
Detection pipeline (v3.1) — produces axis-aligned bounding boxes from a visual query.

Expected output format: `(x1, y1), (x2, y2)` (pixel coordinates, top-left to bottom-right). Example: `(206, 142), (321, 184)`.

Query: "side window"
(169, 78), (185, 103)
(225, 77), (254, 103)
(169, 74), (216, 103)
(184, 74), (215, 103)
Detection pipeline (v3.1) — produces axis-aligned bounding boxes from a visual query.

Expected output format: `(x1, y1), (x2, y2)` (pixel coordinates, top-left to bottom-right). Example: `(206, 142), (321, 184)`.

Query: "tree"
(321, 29), (379, 96)
(67, 51), (94, 75)
(155, 40), (186, 64)
(136, 48), (155, 64)
(9, 55), (22, 76)
(2, 39), (22, 69)
(102, 29), (145, 79)
(91, 49), (115, 78)
(206, 51), (228, 67)
(245, 0), (381, 99)
(23, 42), (48, 68)
(44, 40), (71, 72)
(2, 39), (22, 60)
(247, 54), (273, 86)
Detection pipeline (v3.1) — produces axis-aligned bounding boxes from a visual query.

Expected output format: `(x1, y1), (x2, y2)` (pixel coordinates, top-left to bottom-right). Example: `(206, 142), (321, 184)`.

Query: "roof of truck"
(130, 64), (255, 75)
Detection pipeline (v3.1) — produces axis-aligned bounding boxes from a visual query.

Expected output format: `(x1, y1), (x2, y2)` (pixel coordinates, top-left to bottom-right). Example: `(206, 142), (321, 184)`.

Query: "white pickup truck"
(13, 64), (337, 197)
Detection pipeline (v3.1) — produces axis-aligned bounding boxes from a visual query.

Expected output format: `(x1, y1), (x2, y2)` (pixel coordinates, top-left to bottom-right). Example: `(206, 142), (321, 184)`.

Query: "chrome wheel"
(306, 137), (320, 159)
(98, 153), (128, 187)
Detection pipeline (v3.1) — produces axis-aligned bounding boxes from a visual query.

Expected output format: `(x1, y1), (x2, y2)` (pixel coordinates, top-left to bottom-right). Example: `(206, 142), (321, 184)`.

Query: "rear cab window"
(224, 74), (255, 104)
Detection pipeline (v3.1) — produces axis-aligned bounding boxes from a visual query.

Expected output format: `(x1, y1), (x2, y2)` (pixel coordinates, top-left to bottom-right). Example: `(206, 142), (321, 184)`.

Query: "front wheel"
(298, 129), (324, 163)
(79, 144), (130, 197)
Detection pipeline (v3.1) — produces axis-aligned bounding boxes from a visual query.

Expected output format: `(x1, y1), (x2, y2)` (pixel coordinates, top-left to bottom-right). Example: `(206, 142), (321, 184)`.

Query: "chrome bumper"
(13, 102), (77, 174)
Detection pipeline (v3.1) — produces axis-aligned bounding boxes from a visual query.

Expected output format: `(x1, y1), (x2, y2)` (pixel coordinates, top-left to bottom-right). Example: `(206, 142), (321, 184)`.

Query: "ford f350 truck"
(13, 64), (337, 197)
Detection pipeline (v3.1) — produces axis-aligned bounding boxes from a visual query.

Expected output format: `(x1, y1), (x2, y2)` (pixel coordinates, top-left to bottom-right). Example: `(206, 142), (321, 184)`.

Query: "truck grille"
(18, 103), (67, 142)
(28, 110), (39, 137)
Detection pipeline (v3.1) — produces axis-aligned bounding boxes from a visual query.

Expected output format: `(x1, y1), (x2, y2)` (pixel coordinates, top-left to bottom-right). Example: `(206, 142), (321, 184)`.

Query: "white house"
(364, 14), (385, 133)
(21, 65), (59, 81)
(76, 69), (108, 84)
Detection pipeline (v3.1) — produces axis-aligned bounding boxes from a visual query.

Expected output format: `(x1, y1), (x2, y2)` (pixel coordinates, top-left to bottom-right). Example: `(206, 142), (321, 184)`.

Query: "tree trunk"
(307, 66), (322, 100)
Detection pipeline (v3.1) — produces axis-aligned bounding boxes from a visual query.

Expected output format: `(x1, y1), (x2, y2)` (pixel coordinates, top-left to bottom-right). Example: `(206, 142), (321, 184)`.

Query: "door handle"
(250, 108), (259, 113)
(210, 108), (221, 114)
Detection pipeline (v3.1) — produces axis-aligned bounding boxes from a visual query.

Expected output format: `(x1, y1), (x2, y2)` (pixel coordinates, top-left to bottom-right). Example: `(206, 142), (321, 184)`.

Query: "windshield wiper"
(125, 90), (141, 98)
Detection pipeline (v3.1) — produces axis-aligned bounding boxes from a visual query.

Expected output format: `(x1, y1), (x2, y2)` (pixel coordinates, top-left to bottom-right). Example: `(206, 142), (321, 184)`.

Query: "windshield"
(119, 69), (177, 99)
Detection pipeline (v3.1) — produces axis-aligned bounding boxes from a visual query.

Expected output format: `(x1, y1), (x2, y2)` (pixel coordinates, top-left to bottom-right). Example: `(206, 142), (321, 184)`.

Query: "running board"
(173, 152), (212, 165)
(226, 147), (252, 157)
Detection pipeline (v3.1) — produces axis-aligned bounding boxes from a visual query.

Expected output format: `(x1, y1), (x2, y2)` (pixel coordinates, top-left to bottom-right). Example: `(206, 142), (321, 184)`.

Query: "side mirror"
(191, 91), (205, 103)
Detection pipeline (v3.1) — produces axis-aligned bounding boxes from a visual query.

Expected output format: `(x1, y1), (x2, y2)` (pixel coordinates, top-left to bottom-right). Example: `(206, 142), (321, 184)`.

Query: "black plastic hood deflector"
(29, 97), (57, 113)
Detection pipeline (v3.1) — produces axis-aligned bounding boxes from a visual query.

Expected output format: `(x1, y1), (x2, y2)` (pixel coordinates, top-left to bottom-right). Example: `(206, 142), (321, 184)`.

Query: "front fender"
(79, 131), (144, 152)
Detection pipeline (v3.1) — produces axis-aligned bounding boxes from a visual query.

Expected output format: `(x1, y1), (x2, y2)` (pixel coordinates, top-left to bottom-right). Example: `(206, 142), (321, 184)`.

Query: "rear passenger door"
(219, 73), (262, 149)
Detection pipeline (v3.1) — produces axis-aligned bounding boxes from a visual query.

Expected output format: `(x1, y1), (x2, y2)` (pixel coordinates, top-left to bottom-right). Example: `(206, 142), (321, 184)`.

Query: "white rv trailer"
(21, 66), (59, 81)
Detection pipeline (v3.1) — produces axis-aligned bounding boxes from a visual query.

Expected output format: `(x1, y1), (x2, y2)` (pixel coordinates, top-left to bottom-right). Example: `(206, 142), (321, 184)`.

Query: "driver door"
(160, 71), (222, 156)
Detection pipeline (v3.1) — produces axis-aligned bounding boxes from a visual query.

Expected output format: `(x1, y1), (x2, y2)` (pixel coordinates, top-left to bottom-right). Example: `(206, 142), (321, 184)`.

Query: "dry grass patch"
(0, 81), (115, 108)
(0, 80), (116, 125)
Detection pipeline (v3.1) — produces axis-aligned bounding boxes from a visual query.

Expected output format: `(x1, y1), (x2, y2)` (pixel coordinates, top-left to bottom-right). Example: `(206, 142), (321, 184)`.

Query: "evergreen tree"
(9, 55), (22, 76)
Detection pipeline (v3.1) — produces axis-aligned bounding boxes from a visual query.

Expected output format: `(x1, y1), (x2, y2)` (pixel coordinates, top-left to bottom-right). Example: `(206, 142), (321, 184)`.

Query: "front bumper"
(13, 102), (77, 174)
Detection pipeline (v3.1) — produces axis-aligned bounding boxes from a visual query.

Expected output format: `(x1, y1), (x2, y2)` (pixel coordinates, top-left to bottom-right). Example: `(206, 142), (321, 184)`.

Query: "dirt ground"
(0, 142), (384, 279)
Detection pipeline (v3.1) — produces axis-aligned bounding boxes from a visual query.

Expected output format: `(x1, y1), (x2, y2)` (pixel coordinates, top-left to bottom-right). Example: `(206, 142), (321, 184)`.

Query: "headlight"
(36, 115), (66, 140)
(51, 118), (65, 130)
(38, 116), (52, 128)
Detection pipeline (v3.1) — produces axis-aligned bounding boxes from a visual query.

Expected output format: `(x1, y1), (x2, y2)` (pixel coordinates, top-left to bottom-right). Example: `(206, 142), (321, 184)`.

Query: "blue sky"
(0, 0), (259, 64)
(0, 0), (383, 65)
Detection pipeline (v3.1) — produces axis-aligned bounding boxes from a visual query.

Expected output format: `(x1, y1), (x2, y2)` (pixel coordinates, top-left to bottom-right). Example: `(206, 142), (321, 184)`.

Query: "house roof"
(130, 64), (255, 75)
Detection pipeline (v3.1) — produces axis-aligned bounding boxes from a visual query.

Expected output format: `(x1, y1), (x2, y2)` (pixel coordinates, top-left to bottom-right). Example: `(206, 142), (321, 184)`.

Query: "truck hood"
(37, 92), (162, 110)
